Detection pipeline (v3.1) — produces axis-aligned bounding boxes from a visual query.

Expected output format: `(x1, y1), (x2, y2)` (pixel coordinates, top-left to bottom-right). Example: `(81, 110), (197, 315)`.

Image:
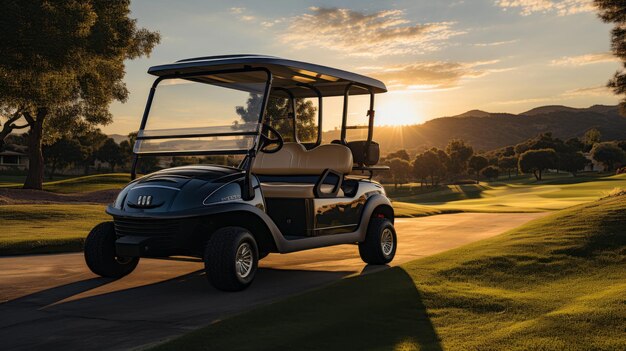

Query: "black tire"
(204, 227), (259, 291)
(358, 218), (397, 265)
(84, 222), (139, 278)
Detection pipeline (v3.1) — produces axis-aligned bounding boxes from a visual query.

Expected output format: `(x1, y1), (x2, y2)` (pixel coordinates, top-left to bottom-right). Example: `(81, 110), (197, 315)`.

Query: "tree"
(235, 95), (317, 142)
(386, 157), (411, 190)
(386, 149), (410, 161)
(95, 138), (124, 172)
(591, 142), (626, 171)
(480, 166), (500, 181)
(565, 137), (585, 152)
(413, 149), (446, 187)
(498, 155), (518, 178)
(518, 149), (557, 181)
(595, 0), (626, 111)
(468, 155), (489, 184)
(43, 138), (85, 179)
(76, 128), (109, 175)
(119, 140), (133, 168)
(515, 133), (569, 155)
(445, 139), (473, 177)
(559, 152), (590, 176)
(582, 128), (602, 152)
(0, 1), (160, 189)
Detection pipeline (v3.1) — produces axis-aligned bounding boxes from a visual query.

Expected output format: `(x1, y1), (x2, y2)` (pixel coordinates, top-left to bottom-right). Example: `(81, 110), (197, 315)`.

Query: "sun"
(375, 93), (424, 126)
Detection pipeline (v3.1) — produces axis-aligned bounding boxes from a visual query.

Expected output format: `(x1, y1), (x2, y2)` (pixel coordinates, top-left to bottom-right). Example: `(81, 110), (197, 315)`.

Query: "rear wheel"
(84, 222), (139, 278)
(204, 227), (259, 291)
(358, 218), (397, 265)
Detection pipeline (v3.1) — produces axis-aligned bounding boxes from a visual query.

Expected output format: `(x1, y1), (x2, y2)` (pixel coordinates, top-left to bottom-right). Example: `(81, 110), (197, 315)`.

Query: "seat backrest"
(252, 142), (353, 175)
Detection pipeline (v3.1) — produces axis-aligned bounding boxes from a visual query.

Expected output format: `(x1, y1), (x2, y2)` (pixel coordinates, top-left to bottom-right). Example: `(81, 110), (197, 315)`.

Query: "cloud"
(363, 60), (508, 91)
(550, 52), (618, 66)
(495, 0), (594, 16)
(280, 7), (464, 56)
(494, 84), (613, 105)
(230, 7), (255, 21)
(474, 39), (519, 47)
(562, 85), (612, 97)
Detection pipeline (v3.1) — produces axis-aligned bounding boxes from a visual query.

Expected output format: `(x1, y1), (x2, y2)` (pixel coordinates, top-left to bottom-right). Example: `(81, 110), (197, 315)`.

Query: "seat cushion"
(260, 182), (343, 198)
(253, 142), (353, 175)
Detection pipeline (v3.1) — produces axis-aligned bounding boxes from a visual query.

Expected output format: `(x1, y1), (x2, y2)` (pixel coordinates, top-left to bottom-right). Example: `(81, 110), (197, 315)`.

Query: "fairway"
(0, 173), (129, 193)
(153, 194), (626, 351)
(392, 173), (626, 213)
(0, 204), (109, 255)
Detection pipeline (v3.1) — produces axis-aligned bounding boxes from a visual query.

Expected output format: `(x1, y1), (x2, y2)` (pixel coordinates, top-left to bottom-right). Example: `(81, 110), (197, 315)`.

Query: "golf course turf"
(2, 173), (626, 255)
(153, 193), (626, 351)
(0, 204), (110, 255)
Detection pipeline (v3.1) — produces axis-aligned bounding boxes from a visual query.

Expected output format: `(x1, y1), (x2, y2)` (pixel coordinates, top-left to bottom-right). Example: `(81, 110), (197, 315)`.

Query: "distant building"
(0, 150), (29, 170)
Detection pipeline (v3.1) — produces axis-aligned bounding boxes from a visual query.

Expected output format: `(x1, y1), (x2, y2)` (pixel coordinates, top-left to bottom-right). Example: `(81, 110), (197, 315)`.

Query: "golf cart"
(84, 55), (396, 291)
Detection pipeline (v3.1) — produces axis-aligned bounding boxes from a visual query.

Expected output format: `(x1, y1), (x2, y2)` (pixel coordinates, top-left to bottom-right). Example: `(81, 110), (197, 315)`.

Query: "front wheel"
(204, 227), (259, 291)
(358, 218), (397, 265)
(84, 222), (139, 278)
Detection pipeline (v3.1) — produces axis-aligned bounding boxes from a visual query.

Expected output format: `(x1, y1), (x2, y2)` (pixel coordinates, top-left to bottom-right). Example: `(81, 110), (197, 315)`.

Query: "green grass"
(390, 173), (626, 213)
(153, 194), (626, 351)
(0, 204), (109, 255)
(0, 173), (129, 193)
(392, 201), (462, 218)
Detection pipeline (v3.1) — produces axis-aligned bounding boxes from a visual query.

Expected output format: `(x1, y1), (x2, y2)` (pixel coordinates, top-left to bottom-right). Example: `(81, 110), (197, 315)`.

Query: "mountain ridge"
(321, 104), (626, 154)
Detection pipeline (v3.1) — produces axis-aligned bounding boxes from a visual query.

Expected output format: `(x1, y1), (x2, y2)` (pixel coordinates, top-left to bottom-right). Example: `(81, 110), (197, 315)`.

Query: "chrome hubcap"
(235, 242), (254, 279)
(381, 228), (394, 256)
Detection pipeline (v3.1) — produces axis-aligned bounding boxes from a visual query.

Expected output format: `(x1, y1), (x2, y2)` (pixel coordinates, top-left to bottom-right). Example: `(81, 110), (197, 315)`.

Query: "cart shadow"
(0, 266), (442, 351)
(0, 267), (353, 349)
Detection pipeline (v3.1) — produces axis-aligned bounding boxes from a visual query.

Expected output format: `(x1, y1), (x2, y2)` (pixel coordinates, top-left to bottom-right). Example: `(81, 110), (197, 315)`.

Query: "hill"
(322, 104), (626, 154)
(154, 194), (626, 350)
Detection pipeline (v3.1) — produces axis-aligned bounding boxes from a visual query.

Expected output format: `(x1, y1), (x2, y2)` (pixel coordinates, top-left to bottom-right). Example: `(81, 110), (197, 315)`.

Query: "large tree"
(413, 149), (446, 187)
(445, 139), (473, 177)
(43, 137), (85, 179)
(0, 0), (160, 189)
(518, 149), (557, 181)
(595, 0), (626, 111)
(559, 151), (590, 176)
(498, 155), (518, 178)
(235, 95), (318, 143)
(386, 157), (411, 190)
(95, 138), (124, 172)
(591, 141), (626, 171)
(468, 155), (489, 184)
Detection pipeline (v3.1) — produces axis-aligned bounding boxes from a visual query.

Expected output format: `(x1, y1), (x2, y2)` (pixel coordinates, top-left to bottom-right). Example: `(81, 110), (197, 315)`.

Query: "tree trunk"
(23, 114), (45, 190)
(533, 170), (539, 181)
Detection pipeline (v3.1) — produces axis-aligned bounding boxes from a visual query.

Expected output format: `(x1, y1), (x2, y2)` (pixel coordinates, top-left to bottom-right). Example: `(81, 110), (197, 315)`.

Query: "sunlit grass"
(0, 204), (109, 255)
(390, 173), (626, 213)
(152, 194), (626, 351)
(0, 173), (130, 193)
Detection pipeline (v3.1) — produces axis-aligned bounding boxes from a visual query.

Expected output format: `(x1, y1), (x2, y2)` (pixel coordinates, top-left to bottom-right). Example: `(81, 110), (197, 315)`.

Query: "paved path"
(0, 212), (547, 350)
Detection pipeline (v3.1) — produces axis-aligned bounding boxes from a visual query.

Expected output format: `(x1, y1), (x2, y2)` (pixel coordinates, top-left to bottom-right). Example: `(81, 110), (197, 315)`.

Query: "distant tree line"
(382, 128), (626, 188)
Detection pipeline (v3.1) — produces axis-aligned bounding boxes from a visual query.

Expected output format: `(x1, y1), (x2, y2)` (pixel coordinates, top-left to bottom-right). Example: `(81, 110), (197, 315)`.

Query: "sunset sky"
(107, 0), (621, 134)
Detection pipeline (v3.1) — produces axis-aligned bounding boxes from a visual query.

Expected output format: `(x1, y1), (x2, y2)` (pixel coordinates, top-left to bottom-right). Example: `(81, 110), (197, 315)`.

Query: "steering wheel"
(259, 123), (284, 154)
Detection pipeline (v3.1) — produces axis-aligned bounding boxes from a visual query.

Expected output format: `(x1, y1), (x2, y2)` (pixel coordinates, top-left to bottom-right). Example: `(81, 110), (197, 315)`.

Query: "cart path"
(0, 212), (547, 351)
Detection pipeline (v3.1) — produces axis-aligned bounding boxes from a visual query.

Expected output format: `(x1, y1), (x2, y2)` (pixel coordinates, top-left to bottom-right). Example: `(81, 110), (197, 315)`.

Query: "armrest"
(314, 169), (343, 198)
(352, 165), (390, 171)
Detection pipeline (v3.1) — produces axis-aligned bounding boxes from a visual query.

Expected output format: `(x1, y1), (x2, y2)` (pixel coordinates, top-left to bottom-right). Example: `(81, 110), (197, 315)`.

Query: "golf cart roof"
(147, 54), (387, 98)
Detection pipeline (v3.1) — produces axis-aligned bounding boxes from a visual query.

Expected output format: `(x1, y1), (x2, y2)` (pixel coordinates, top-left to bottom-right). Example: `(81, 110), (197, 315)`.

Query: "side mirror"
(347, 140), (380, 166)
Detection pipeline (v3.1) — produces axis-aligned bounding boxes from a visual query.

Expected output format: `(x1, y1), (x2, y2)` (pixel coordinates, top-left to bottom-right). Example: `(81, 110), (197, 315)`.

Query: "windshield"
(134, 71), (269, 155)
